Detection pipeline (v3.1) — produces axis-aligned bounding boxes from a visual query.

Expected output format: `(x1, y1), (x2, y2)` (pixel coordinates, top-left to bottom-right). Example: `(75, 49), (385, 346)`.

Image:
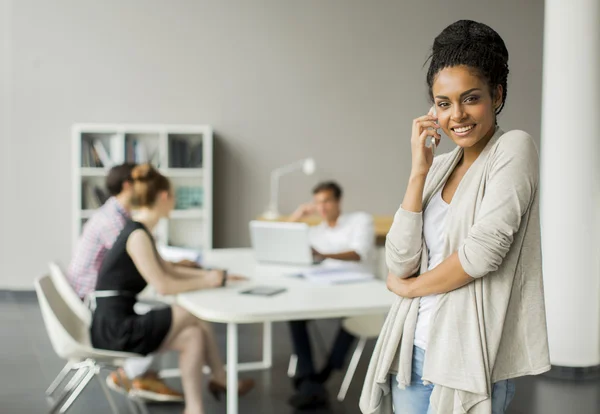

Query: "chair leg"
(46, 361), (75, 397)
(131, 395), (151, 414)
(337, 337), (367, 402)
(287, 354), (298, 378)
(49, 365), (89, 414)
(58, 367), (95, 413)
(96, 369), (121, 414)
(124, 397), (140, 414)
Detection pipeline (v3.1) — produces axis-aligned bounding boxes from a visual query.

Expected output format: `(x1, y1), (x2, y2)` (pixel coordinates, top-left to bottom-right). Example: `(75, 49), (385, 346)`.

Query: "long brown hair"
(130, 164), (170, 207)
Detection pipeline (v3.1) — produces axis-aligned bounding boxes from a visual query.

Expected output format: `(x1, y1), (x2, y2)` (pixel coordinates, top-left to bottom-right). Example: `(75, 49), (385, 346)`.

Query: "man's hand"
(174, 259), (201, 268)
(386, 272), (417, 298)
(289, 203), (316, 222)
(312, 247), (326, 262)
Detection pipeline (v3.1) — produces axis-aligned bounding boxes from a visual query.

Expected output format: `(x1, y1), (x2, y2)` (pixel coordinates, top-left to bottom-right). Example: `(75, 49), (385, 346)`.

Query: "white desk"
(176, 248), (394, 414)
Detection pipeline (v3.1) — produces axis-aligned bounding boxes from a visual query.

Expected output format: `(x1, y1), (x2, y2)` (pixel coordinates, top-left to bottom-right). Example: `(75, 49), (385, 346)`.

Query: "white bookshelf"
(72, 124), (213, 252)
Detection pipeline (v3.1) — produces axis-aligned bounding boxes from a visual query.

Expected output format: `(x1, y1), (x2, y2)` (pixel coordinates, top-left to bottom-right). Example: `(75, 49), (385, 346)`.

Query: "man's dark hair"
(312, 181), (343, 200)
(426, 20), (509, 116)
(105, 163), (137, 196)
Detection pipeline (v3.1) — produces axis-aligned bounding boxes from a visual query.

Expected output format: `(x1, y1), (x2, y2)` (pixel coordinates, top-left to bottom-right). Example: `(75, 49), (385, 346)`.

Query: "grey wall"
(0, 0), (544, 289)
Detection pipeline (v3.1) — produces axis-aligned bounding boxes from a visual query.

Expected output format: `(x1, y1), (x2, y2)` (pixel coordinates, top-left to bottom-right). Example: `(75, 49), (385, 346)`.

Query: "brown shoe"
(106, 368), (132, 395)
(208, 378), (255, 401)
(131, 376), (184, 402)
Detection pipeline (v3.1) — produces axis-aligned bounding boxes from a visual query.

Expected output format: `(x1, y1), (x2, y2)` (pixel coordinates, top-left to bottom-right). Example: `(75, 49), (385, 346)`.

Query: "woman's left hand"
(226, 274), (248, 283)
(386, 272), (417, 298)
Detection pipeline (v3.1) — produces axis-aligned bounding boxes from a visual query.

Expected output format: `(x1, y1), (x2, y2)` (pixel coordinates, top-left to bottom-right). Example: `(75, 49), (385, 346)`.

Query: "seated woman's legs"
(160, 305), (207, 414)
(160, 305), (254, 409)
(196, 319), (226, 383)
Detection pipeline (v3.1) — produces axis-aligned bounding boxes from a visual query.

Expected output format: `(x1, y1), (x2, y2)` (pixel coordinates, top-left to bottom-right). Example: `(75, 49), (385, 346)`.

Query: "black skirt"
(90, 298), (172, 356)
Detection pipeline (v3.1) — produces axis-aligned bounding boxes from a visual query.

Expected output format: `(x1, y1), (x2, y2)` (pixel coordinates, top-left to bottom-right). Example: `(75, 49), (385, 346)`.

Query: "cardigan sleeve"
(385, 207), (424, 278)
(458, 130), (539, 278)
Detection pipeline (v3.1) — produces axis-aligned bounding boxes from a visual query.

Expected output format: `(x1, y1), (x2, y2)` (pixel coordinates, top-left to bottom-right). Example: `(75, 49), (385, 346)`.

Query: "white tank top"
(414, 189), (449, 350)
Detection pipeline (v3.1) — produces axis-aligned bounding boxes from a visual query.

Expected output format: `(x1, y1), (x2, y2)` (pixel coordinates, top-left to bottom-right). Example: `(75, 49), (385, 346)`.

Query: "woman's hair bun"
(130, 164), (170, 208)
(131, 164), (154, 182)
(432, 20), (508, 63)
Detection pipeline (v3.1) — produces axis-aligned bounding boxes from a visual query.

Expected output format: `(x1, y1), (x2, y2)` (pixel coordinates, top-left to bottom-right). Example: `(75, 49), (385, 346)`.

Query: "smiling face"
(432, 65), (503, 151)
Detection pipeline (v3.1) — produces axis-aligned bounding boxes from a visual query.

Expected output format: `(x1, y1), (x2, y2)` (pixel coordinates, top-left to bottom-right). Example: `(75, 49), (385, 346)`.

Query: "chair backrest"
(48, 262), (92, 326)
(34, 275), (91, 360)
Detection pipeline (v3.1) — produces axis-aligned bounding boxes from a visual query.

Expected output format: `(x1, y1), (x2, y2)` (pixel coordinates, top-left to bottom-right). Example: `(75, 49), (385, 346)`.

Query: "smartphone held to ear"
(429, 105), (438, 156)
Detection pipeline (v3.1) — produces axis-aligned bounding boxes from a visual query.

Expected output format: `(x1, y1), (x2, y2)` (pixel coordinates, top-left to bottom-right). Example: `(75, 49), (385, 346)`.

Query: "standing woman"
(360, 20), (550, 414)
(91, 164), (254, 414)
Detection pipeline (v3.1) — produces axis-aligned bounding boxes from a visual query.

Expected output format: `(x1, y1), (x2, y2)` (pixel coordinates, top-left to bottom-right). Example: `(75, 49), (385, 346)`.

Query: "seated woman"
(90, 164), (254, 414)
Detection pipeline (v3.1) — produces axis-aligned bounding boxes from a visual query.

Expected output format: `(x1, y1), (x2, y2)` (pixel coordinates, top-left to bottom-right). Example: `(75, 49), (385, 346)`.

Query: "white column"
(540, 0), (600, 367)
(226, 323), (239, 414)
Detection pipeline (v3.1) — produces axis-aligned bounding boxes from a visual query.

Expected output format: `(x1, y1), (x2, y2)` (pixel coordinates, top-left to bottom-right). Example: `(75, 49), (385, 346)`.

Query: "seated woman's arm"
(127, 229), (223, 295)
(159, 256), (205, 279)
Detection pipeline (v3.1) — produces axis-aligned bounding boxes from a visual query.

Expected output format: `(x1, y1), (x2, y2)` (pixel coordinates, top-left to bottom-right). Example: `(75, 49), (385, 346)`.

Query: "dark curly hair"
(426, 20), (509, 116)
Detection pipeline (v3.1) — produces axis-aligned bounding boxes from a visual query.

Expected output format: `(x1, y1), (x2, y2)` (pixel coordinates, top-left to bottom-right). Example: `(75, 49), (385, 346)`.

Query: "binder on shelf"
(169, 138), (203, 168)
(110, 137), (124, 164)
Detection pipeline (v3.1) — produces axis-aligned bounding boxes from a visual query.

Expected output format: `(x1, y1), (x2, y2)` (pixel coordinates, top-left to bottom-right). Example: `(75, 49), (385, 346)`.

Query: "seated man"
(68, 163), (196, 400)
(287, 181), (375, 409)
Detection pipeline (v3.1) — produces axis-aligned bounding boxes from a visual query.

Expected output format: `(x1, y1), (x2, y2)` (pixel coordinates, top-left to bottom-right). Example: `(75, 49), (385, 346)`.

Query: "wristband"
(221, 269), (228, 287)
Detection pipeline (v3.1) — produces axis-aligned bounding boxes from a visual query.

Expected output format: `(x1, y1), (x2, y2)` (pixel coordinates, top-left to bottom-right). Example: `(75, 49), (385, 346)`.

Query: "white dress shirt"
(309, 212), (375, 270)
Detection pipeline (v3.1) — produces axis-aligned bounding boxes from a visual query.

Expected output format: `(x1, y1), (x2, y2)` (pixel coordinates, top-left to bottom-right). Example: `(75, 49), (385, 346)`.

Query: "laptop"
(249, 220), (319, 266)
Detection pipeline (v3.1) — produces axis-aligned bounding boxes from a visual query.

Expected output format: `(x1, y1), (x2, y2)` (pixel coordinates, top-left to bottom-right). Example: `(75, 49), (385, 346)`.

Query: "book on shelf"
(82, 140), (103, 168)
(169, 138), (203, 168)
(93, 140), (112, 168)
(82, 138), (120, 168)
(82, 182), (109, 209)
(126, 138), (160, 166)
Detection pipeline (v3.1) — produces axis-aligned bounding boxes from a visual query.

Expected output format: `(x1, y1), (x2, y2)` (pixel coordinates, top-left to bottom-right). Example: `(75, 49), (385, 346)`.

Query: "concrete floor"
(2, 290), (598, 414)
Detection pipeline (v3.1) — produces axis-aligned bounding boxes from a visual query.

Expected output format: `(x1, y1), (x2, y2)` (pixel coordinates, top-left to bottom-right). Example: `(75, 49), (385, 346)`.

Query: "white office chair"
(35, 274), (149, 414)
(336, 313), (385, 401)
(48, 262), (92, 326)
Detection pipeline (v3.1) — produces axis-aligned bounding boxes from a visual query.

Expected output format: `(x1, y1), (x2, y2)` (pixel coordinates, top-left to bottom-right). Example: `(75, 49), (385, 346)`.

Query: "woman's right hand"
(410, 108), (440, 177)
(206, 269), (226, 288)
(206, 269), (247, 288)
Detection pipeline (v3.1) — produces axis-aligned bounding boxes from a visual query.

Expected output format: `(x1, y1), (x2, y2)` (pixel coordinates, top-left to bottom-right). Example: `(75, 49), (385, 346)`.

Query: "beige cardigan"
(360, 127), (551, 414)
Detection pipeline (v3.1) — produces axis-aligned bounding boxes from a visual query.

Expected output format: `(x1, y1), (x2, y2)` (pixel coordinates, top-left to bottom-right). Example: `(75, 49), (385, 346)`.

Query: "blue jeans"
(390, 346), (515, 414)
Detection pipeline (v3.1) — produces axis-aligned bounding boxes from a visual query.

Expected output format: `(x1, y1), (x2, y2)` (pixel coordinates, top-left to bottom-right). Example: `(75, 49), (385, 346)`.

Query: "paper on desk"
(301, 266), (375, 285)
